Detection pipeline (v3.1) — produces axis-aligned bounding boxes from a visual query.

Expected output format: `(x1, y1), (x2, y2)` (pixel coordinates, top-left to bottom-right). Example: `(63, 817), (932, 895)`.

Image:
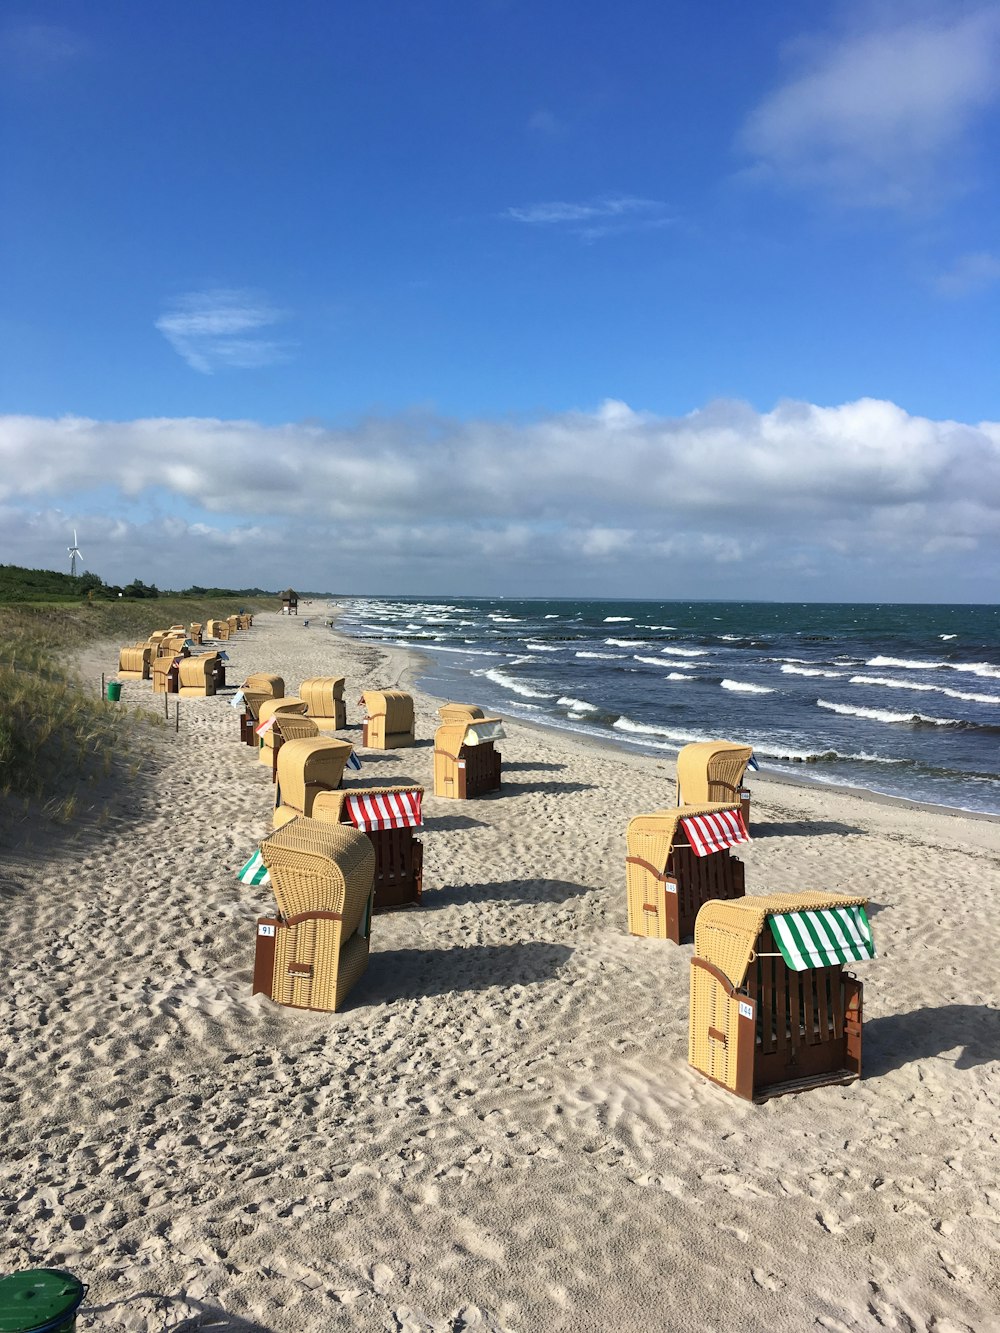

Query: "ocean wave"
(721, 679), (775, 694)
(544, 614), (559, 619)
(666, 672), (693, 681)
(817, 699), (965, 727)
(603, 616), (633, 622)
(850, 674), (1000, 705)
(660, 646), (707, 657)
(634, 655), (673, 666)
(606, 638), (648, 647)
(940, 634), (957, 640)
(612, 717), (716, 745)
(781, 665), (844, 678)
(416, 644), (503, 657)
(523, 641), (564, 652)
(577, 650), (626, 659)
(558, 696), (598, 712)
(474, 668), (555, 700)
(488, 615), (522, 623)
(866, 655), (942, 671)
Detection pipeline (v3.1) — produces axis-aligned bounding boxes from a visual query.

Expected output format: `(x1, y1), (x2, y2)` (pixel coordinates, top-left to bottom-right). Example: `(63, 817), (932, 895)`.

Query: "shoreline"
(329, 611), (1000, 826)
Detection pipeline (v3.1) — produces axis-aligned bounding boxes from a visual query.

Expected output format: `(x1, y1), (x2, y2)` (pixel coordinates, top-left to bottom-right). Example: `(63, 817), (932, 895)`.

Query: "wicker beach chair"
(689, 891), (874, 1101)
(157, 634), (188, 658)
(177, 653), (220, 697)
(626, 804), (748, 943)
(361, 690), (415, 749)
(239, 674), (286, 744)
(256, 698), (310, 766)
(262, 708), (320, 779)
(300, 677), (347, 730)
(227, 614), (240, 635)
(311, 786), (424, 912)
(252, 818), (376, 1012)
(676, 741), (754, 827)
(118, 644), (152, 680)
(433, 717), (505, 799)
(437, 703), (485, 724)
(189, 623), (203, 645)
(151, 652), (186, 694)
(273, 737), (355, 824)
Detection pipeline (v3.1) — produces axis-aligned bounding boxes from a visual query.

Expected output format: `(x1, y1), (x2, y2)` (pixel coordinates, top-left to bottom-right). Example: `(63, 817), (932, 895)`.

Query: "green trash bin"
(0, 1269), (86, 1333)
(106, 681), (122, 702)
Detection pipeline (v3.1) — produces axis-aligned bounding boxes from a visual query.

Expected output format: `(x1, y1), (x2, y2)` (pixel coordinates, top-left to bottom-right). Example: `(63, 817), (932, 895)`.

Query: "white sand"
(3, 607), (999, 1332)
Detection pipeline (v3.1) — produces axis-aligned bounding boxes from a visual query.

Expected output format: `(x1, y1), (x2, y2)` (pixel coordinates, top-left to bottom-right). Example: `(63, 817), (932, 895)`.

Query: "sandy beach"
(3, 606), (999, 1333)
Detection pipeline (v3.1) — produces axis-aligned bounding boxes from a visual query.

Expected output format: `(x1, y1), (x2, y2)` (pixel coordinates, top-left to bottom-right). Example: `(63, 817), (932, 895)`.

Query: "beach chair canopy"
(260, 816), (374, 925)
(313, 786), (424, 832)
(363, 690), (414, 732)
(627, 803), (747, 868)
(299, 677), (346, 717)
(259, 697), (308, 726)
(677, 741), (753, 806)
(438, 702), (485, 724)
(694, 891), (874, 991)
(177, 654), (218, 689)
(245, 673), (284, 699)
(434, 717), (505, 757)
(276, 737), (354, 813)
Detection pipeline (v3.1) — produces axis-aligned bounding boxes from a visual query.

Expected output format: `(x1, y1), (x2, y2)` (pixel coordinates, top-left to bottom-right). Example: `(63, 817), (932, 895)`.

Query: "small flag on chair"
(218, 651), (229, 662)
(230, 689), (245, 710)
(347, 750), (362, 771)
(255, 716), (276, 737)
(748, 753), (759, 771)
(237, 848), (270, 885)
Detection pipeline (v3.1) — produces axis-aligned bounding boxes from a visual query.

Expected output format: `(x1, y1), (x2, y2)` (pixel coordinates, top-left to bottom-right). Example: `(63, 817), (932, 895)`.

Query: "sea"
(334, 598), (1000, 817)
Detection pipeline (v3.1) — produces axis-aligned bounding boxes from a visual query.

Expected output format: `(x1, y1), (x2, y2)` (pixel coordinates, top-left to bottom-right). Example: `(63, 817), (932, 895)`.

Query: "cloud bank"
(1, 397), (997, 600)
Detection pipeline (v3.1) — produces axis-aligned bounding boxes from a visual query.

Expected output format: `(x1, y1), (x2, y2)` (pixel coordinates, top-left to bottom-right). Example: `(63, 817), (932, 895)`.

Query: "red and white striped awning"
(343, 789), (423, 832)
(680, 808), (748, 857)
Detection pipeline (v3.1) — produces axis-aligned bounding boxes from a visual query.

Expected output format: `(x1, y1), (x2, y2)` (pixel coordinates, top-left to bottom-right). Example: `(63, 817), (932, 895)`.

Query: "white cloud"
(504, 196), (673, 240)
(1, 397), (997, 599)
(934, 251), (1000, 297)
(155, 289), (293, 373)
(739, 7), (1000, 209)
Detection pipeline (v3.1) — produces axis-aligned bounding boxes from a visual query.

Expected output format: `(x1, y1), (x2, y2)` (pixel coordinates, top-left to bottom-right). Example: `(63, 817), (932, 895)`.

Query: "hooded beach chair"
(433, 717), (505, 799)
(626, 804), (748, 943)
(227, 614), (240, 634)
(273, 737), (355, 824)
(177, 653), (220, 697)
(252, 818), (376, 1013)
(239, 674), (285, 744)
(256, 697), (310, 768)
(238, 613), (253, 630)
(689, 891), (874, 1101)
(676, 741), (754, 827)
(151, 651), (188, 694)
(188, 622), (203, 644)
(361, 690), (415, 749)
(437, 703), (485, 724)
(118, 644), (152, 680)
(300, 677), (347, 730)
(262, 707), (320, 780)
(311, 786), (424, 912)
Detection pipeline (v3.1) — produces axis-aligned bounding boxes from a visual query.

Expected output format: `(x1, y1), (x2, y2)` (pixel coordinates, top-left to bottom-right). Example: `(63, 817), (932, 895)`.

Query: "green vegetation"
(0, 587), (269, 822)
(0, 562), (279, 604)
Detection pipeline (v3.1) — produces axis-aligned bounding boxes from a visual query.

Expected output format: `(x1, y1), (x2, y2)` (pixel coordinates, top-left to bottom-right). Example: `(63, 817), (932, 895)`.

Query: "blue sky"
(2, 0), (999, 600)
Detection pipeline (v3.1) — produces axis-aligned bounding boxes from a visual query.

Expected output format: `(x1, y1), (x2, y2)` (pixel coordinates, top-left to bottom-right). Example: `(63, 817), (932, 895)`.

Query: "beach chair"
(689, 891), (874, 1101)
(626, 804), (748, 944)
(361, 690), (415, 749)
(157, 634), (188, 658)
(256, 698), (310, 766)
(273, 737), (355, 824)
(209, 619), (231, 641)
(189, 622), (203, 645)
(312, 786), (424, 912)
(252, 818), (376, 1013)
(227, 614), (240, 635)
(676, 741), (754, 827)
(262, 706), (320, 779)
(177, 653), (220, 697)
(438, 703), (485, 724)
(151, 653), (184, 694)
(238, 613), (253, 630)
(433, 717), (505, 799)
(300, 677), (347, 730)
(118, 644), (151, 680)
(239, 674), (285, 744)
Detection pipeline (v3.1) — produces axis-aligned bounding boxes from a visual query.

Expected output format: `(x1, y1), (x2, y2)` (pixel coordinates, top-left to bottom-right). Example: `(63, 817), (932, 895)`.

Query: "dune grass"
(0, 598), (267, 820)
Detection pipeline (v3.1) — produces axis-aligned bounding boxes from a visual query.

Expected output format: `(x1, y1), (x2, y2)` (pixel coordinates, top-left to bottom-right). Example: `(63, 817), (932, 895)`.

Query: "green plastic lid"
(0, 1270), (84, 1332)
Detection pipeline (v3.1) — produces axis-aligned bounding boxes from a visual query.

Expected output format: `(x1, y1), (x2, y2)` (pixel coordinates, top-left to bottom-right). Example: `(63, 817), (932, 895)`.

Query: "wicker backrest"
(177, 655), (217, 687)
(259, 697), (308, 726)
(300, 677), (346, 716)
(677, 741), (753, 806)
(118, 645), (150, 674)
(438, 702), (485, 724)
(272, 713), (320, 744)
(627, 802), (741, 869)
(245, 673), (284, 699)
(227, 615), (239, 630)
(158, 635), (188, 656)
(694, 891), (870, 990)
(363, 690), (414, 732)
(276, 737), (354, 813)
(259, 818), (375, 933)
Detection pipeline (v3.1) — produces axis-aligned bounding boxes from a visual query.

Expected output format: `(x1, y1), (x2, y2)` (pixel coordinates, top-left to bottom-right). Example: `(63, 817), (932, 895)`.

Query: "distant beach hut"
(281, 588), (299, 615)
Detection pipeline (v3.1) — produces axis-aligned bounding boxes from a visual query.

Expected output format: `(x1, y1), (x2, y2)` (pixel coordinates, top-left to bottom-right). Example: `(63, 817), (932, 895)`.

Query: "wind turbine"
(68, 530), (83, 576)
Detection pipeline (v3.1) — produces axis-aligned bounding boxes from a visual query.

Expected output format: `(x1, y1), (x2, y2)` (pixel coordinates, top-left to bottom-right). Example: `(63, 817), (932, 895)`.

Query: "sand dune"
(2, 607), (998, 1332)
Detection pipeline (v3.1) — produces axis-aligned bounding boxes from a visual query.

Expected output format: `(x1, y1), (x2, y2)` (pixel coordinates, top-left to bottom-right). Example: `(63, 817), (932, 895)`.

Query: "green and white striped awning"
(237, 848), (270, 886)
(769, 905), (875, 971)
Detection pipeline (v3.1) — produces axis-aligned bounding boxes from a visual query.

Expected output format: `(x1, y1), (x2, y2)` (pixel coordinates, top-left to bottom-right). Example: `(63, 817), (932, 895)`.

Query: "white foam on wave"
(940, 634), (957, 640)
(721, 679), (775, 694)
(634, 655), (672, 666)
(603, 616), (633, 622)
(851, 675), (999, 705)
(577, 651), (625, 659)
(606, 637), (647, 647)
(544, 614), (559, 619)
(612, 717), (713, 746)
(660, 646), (707, 657)
(868, 654), (1000, 680)
(488, 615), (522, 623)
(817, 699), (957, 726)
(524, 642), (564, 652)
(558, 696), (598, 712)
(666, 672), (692, 681)
(475, 668), (555, 700)
(416, 643), (502, 658)
(781, 664), (843, 678)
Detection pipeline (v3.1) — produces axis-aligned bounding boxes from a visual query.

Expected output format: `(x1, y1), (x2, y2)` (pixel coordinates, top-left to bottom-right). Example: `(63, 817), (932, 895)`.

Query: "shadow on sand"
(749, 820), (865, 838)
(421, 877), (595, 910)
(865, 1004), (1000, 1075)
(357, 940), (573, 1004)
